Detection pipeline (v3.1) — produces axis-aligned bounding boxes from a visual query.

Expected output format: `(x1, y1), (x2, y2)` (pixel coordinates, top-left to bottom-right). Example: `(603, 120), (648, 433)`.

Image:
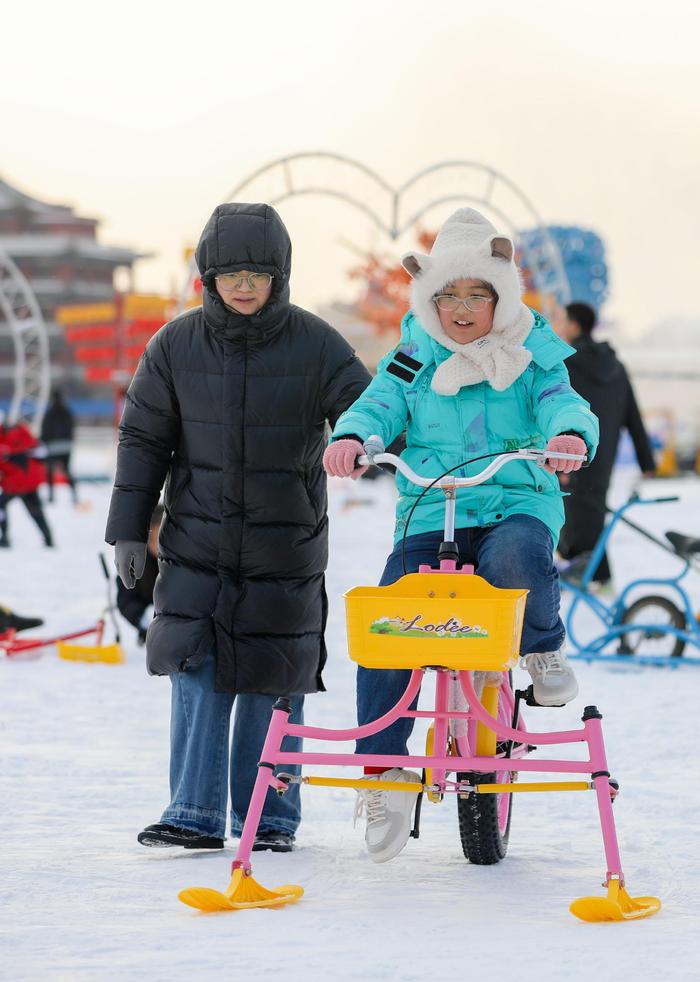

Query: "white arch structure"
(0, 248), (50, 430)
(181, 154), (570, 308)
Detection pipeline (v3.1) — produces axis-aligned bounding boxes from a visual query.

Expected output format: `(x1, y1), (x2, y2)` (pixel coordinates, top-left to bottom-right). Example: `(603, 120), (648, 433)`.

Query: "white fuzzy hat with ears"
(401, 207), (529, 338)
(400, 208), (534, 394)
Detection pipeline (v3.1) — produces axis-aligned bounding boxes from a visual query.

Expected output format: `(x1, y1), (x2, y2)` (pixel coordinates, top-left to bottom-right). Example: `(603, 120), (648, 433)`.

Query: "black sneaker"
(0, 606), (44, 633)
(252, 830), (295, 853)
(137, 823), (224, 849)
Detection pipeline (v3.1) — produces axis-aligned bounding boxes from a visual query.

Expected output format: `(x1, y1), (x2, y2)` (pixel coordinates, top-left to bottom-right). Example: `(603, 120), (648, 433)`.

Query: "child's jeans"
(161, 653), (304, 839)
(356, 515), (564, 757)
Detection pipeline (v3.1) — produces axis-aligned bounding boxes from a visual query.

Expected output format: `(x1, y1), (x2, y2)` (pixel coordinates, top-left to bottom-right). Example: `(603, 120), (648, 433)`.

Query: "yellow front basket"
(344, 573), (527, 672)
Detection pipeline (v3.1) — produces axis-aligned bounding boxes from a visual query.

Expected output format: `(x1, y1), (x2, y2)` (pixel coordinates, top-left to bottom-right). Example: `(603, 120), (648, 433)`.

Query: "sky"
(2, 0), (699, 338)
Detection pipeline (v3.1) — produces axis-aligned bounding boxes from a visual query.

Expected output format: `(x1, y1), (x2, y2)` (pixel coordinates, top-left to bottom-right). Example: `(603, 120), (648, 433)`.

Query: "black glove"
(114, 540), (147, 589)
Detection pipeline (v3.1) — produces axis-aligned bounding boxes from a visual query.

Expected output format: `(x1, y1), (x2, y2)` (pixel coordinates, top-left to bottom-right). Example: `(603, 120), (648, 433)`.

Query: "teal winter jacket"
(332, 310), (599, 546)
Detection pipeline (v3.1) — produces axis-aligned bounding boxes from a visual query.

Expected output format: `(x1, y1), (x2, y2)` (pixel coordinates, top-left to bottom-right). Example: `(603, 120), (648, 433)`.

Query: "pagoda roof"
(0, 175), (77, 217)
(0, 233), (145, 264)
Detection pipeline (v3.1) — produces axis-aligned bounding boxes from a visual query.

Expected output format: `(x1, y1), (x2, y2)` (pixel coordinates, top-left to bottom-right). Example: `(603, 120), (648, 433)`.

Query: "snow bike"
(561, 493), (700, 664)
(178, 443), (661, 922)
(1, 554), (124, 663)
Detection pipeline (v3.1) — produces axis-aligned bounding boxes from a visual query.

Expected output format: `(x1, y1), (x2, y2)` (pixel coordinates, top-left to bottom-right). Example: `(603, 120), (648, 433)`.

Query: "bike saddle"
(665, 530), (700, 558)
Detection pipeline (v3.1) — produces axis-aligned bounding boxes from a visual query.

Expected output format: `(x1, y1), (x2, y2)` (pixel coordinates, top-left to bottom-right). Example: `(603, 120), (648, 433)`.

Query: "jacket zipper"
(227, 337), (247, 692)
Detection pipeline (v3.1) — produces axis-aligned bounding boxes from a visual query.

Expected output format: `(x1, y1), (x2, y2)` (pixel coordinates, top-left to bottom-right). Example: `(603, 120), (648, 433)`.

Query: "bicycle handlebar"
(357, 444), (587, 489)
(610, 495), (681, 512)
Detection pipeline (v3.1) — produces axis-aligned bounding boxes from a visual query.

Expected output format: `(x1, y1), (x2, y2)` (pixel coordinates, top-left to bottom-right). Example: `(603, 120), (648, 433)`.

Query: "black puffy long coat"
(105, 203), (371, 694)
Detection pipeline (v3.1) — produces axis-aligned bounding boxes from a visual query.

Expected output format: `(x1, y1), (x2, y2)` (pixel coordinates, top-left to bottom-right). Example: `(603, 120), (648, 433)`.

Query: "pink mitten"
(544, 435), (587, 474)
(323, 439), (368, 479)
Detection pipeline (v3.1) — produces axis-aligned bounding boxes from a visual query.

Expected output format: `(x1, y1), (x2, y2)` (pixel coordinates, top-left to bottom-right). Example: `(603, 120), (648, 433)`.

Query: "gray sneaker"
(354, 768), (421, 863)
(522, 649), (579, 706)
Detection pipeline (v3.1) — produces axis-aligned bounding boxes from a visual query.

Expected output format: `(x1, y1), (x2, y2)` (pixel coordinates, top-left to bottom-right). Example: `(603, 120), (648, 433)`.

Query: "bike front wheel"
(456, 770), (512, 864)
(619, 595), (686, 659)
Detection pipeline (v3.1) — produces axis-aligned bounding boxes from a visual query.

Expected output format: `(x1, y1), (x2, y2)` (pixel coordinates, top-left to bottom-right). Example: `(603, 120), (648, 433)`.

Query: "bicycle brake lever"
(527, 449), (548, 468)
(363, 434), (386, 463)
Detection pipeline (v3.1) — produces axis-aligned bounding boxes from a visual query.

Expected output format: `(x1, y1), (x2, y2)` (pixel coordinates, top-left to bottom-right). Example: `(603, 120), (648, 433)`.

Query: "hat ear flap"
(401, 252), (432, 278)
(488, 236), (514, 262)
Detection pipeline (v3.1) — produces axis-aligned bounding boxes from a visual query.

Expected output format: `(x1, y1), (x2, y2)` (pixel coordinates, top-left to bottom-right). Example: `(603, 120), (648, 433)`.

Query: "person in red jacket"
(0, 418), (54, 548)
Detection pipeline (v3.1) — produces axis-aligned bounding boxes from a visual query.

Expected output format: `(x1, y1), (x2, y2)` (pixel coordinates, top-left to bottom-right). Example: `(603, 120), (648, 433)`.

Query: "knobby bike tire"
(455, 671), (515, 864)
(619, 595), (686, 659)
(456, 770), (512, 864)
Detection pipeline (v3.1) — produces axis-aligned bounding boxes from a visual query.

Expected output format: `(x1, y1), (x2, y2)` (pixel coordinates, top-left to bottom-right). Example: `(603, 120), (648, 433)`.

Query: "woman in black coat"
(106, 203), (371, 850)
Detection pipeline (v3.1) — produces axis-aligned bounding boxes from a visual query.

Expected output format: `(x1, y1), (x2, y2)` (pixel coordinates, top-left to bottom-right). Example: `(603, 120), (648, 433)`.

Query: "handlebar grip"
(651, 496), (680, 503)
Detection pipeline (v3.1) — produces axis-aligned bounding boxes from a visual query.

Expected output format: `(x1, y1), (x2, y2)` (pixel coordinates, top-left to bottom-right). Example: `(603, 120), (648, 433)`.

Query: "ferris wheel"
(0, 247), (50, 431)
(180, 154), (570, 310)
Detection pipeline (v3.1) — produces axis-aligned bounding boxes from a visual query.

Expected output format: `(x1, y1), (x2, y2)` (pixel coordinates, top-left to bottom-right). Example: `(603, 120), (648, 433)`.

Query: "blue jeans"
(161, 654), (304, 839)
(356, 515), (564, 756)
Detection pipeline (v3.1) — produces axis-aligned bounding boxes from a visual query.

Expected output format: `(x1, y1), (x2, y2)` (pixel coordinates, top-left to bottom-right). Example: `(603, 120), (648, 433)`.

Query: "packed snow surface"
(2, 438), (699, 980)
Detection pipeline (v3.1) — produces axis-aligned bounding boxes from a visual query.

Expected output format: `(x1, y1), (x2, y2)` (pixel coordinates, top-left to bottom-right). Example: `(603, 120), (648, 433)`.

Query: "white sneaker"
(353, 768), (422, 863)
(522, 649), (578, 706)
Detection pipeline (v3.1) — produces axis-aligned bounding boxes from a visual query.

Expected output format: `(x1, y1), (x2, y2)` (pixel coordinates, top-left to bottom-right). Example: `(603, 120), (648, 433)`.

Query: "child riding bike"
(324, 208), (599, 863)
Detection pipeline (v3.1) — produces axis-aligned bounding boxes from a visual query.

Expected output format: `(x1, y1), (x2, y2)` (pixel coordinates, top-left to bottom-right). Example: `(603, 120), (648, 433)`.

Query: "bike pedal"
(410, 780), (424, 839)
(518, 685), (564, 709)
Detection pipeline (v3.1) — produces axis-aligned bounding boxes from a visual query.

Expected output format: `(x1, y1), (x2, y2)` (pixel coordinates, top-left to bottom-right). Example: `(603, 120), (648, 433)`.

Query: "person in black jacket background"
(40, 390), (78, 505)
(106, 202), (371, 852)
(554, 302), (656, 585)
(116, 505), (162, 644)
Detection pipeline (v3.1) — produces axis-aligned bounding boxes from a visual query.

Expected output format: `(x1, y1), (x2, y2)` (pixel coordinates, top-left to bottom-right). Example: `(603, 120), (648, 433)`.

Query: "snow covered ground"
(2, 436), (700, 980)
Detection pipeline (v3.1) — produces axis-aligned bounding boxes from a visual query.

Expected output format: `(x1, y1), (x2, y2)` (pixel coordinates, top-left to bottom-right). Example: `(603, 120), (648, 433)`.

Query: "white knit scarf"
(430, 305), (534, 395)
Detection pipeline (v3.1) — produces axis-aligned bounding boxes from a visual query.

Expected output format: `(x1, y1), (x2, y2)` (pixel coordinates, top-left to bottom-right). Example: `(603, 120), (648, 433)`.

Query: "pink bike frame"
(231, 563), (625, 889)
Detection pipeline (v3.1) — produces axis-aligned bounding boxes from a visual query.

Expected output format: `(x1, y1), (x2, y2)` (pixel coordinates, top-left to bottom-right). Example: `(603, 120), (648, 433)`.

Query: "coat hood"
(195, 202), (292, 342)
(401, 207), (529, 341)
(400, 208), (534, 392)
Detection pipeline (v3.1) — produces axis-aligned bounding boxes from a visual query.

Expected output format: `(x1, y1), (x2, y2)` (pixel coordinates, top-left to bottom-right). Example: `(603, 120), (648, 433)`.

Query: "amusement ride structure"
(180, 153), (572, 313)
(0, 247), (49, 430)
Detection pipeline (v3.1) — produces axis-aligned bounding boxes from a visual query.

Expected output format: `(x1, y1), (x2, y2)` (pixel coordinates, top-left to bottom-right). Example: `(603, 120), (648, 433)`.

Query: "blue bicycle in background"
(559, 493), (700, 665)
